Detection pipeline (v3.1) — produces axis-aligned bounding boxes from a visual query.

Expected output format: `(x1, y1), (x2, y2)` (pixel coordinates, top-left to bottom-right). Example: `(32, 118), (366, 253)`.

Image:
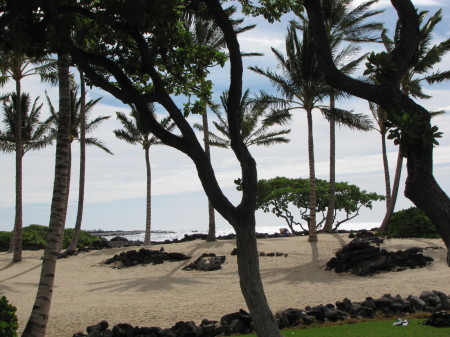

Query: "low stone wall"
(72, 290), (450, 337)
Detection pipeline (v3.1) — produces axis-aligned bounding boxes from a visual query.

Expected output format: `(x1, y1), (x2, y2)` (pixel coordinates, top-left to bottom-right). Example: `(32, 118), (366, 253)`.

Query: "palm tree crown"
(114, 103), (175, 246)
(194, 89), (291, 148)
(114, 104), (175, 150)
(46, 86), (112, 153)
(0, 92), (53, 154)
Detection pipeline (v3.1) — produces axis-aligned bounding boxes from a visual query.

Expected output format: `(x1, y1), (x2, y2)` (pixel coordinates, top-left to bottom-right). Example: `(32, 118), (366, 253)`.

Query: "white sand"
(1, 234), (449, 337)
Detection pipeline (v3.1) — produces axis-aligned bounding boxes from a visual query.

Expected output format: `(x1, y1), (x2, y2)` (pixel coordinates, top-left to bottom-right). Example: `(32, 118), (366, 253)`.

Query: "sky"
(1, 0), (449, 233)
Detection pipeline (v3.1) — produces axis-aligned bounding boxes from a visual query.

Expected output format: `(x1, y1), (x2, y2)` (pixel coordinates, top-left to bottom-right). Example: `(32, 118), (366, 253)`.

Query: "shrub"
(0, 296), (18, 337)
(0, 225), (106, 252)
(384, 207), (439, 238)
(0, 231), (12, 251)
(62, 228), (106, 249)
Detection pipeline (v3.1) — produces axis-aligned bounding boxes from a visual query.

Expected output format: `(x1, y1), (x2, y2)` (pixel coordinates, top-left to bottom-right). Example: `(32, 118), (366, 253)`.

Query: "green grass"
(243, 319), (450, 337)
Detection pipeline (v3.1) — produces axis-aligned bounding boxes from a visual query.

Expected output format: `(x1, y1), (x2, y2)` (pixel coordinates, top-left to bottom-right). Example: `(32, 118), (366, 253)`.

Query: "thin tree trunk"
(306, 108), (318, 242)
(203, 113), (216, 241)
(143, 147), (152, 245)
(22, 53), (72, 337)
(58, 144), (71, 251)
(12, 79), (23, 262)
(379, 148), (403, 232)
(67, 70), (86, 252)
(234, 220), (283, 337)
(323, 95), (336, 233)
(381, 132), (391, 208)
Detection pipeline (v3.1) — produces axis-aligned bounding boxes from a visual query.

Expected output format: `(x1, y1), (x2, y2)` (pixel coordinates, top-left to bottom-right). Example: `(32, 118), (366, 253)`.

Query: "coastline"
(1, 234), (448, 337)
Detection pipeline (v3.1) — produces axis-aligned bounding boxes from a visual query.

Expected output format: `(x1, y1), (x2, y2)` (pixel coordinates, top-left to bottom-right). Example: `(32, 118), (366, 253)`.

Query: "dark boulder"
(326, 237), (433, 276)
(183, 253), (226, 272)
(424, 311), (450, 327)
(104, 249), (190, 269)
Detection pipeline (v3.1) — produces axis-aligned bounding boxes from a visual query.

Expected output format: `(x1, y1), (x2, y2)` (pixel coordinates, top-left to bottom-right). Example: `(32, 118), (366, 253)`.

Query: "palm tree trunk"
(234, 219), (283, 337)
(381, 132), (391, 208)
(203, 113), (216, 241)
(379, 148), (403, 232)
(58, 144), (71, 251)
(67, 70), (86, 252)
(143, 147), (152, 245)
(323, 95), (336, 233)
(306, 108), (318, 242)
(22, 53), (72, 337)
(12, 78), (23, 262)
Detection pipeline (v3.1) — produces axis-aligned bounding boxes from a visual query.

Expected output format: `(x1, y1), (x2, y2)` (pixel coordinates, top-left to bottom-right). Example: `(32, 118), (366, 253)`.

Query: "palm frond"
(85, 137), (114, 154)
(321, 107), (373, 131)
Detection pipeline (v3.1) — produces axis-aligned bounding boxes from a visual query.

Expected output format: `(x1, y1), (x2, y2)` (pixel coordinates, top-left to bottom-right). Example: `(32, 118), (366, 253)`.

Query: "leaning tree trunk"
(67, 70), (87, 252)
(143, 146), (152, 245)
(303, 0), (450, 264)
(202, 112), (216, 241)
(381, 131), (392, 208)
(234, 217), (283, 337)
(306, 108), (318, 242)
(11, 79), (23, 262)
(323, 95), (336, 233)
(379, 149), (403, 232)
(404, 130), (450, 266)
(22, 53), (72, 337)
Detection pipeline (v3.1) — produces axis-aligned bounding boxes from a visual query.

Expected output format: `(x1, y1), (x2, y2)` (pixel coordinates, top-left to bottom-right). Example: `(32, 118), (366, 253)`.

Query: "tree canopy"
(256, 176), (385, 233)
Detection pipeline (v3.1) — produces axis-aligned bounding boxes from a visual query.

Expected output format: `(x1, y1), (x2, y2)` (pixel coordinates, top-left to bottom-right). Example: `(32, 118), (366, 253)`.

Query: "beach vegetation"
(46, 83), (112, 250)
(0, 296), (18, 337)
(114, 105), (176, 246)
(0, 2), (286, 335)
(254, 176), (384, 233)
(0, 225), (106, 252)
(306, 0), (382, 233)
(301, 0), (450, 265)
(0, 51), (57, 262)
(194, 88), (291, 148)
(249, 22), (332, 242)
(184, 6), (257, 242)
(383, 207), (439, 239)
(242, 318), (450, 337)
(371, 9), (450, 232)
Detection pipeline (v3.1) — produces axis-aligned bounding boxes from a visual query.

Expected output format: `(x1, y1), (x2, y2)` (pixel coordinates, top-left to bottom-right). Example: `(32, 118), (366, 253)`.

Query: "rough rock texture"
(182, 253), (226, 271)
(424, 311), (450, 327)
(73, 290), (450, 337)
(103, 248), (191, 269)
(326, 235), (433, 276)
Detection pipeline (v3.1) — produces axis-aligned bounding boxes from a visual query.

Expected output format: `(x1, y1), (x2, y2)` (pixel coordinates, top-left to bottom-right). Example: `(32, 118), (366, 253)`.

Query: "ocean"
(98, 222), (380, 242)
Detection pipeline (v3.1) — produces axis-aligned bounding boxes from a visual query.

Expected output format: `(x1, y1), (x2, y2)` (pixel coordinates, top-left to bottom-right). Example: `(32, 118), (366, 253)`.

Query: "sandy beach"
(1, 234), (449, 337)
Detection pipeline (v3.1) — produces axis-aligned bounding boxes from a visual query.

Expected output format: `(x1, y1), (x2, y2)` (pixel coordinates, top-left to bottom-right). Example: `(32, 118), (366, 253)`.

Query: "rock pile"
(104, 248), (191, 268)
(230, 248), (288, 257)
(326, 235), (434, 276)
(424, 310), (450, 327)
(182, 253), (226, 271)
(73, 290), (450, 337)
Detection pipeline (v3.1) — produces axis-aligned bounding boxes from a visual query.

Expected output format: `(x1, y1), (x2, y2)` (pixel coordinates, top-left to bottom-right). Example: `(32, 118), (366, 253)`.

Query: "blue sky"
(1, 0), (449, 233)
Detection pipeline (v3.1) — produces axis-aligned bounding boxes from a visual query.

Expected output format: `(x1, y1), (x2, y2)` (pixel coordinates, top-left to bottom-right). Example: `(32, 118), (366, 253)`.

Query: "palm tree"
(194, 88), (291, 148)
(114, 104), (175, 246)
(0, 92), (53, 154)
(250, 24), (331, 241)
(308, 0), (383, 232)
(66, 70), (88, 251)
(183, 6), (257, 241)
(370, 9), (450, 231)
(46, 83), (112, 249)
(22, 52), (72, 337)
(0, 51), (56, 262)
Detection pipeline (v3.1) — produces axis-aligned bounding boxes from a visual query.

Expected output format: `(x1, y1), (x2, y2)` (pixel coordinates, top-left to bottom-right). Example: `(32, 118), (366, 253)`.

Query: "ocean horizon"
(96, 221), (381, 242)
